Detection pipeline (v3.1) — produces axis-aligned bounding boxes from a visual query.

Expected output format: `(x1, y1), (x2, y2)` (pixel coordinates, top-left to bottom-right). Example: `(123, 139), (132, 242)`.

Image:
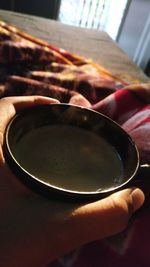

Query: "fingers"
(45, 188), (144, 262)
(5, 95), (60, 112)
(67, 188), (145, 244)
(0, 95), (59, 135)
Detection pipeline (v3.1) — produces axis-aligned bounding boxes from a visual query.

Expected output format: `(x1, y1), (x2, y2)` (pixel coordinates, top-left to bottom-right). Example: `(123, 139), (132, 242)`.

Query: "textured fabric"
(0, 20), (150, 267)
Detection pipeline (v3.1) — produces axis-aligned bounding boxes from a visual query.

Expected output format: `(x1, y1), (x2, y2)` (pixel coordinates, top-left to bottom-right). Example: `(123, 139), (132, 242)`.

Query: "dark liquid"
(13, 125), (123, 192)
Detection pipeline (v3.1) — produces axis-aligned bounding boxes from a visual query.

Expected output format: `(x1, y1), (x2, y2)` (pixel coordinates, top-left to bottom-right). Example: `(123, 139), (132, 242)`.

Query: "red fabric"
(49, 86), (150, 267)
(0, 20), (150, 267)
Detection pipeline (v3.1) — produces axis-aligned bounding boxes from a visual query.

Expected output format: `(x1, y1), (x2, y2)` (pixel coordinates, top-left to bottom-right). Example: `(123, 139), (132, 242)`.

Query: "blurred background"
(0, 0), (149, 77)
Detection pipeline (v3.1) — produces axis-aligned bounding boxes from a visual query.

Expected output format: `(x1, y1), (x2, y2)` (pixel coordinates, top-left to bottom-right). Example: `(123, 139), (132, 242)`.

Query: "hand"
(0, 96), (145, 267)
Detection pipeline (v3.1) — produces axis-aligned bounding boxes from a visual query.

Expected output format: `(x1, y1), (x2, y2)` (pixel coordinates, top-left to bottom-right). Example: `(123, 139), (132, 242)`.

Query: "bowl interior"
(5, 104), (139, 196)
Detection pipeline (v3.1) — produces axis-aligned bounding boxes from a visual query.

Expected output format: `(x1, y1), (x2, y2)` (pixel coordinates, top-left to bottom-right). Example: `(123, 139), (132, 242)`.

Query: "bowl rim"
(4, 103), (140, 200)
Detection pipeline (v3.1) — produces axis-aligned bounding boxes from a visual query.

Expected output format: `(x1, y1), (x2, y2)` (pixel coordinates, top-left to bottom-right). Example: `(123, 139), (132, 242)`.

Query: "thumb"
(68, 188), (145, 244)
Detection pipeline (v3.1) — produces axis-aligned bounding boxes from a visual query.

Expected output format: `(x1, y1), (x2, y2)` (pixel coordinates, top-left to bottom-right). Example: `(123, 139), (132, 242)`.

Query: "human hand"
(0, 96), (145, 267)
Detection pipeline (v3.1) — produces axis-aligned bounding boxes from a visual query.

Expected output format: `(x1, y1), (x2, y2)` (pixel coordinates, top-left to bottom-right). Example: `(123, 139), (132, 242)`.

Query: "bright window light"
(58, 0), (129, 40)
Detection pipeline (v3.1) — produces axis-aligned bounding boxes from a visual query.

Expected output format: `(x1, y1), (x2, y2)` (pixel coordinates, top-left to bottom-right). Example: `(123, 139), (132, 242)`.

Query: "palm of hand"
(0, 96), (79, 266)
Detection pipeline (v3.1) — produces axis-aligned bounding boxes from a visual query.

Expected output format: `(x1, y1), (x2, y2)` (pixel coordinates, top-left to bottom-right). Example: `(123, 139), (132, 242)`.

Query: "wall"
(117, 0), (150, 60)
(0, 0), (61, 19)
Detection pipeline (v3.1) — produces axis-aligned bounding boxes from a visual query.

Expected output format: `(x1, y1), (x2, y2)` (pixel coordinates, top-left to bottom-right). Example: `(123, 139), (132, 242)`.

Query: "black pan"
(4, 103), (150, 201)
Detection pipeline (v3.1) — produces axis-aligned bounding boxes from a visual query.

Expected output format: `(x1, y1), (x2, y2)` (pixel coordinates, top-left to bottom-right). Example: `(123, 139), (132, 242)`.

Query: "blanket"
(0, 20), (150, 267)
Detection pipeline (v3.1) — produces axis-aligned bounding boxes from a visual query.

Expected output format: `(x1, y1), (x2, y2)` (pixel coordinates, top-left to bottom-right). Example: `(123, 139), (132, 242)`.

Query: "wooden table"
(0, 9), (149, 83)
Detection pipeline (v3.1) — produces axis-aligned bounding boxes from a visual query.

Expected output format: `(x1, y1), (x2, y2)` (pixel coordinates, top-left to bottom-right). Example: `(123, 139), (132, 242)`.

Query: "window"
(58, 0), (129, 40)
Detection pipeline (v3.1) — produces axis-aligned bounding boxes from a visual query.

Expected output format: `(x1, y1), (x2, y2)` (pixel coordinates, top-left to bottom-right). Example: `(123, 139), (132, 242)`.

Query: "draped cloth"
(0, 20), (150, 267)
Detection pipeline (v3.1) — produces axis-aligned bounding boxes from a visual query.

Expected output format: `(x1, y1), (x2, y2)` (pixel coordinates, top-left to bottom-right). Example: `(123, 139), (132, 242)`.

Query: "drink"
(13, 124), (123, 192)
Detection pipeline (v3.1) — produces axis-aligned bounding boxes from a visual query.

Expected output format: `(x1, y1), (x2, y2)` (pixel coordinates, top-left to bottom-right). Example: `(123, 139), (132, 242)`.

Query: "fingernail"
(130, 188), (145, 212)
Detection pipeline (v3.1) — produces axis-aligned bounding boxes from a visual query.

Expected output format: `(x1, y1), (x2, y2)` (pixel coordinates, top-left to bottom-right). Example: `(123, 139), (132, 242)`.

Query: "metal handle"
(128, 164), (150, 219)
(132, 164), (150, 200)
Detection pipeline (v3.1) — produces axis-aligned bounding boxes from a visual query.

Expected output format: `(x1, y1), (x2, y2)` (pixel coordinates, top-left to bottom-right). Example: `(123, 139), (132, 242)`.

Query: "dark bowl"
(4, 103), (139, 201)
